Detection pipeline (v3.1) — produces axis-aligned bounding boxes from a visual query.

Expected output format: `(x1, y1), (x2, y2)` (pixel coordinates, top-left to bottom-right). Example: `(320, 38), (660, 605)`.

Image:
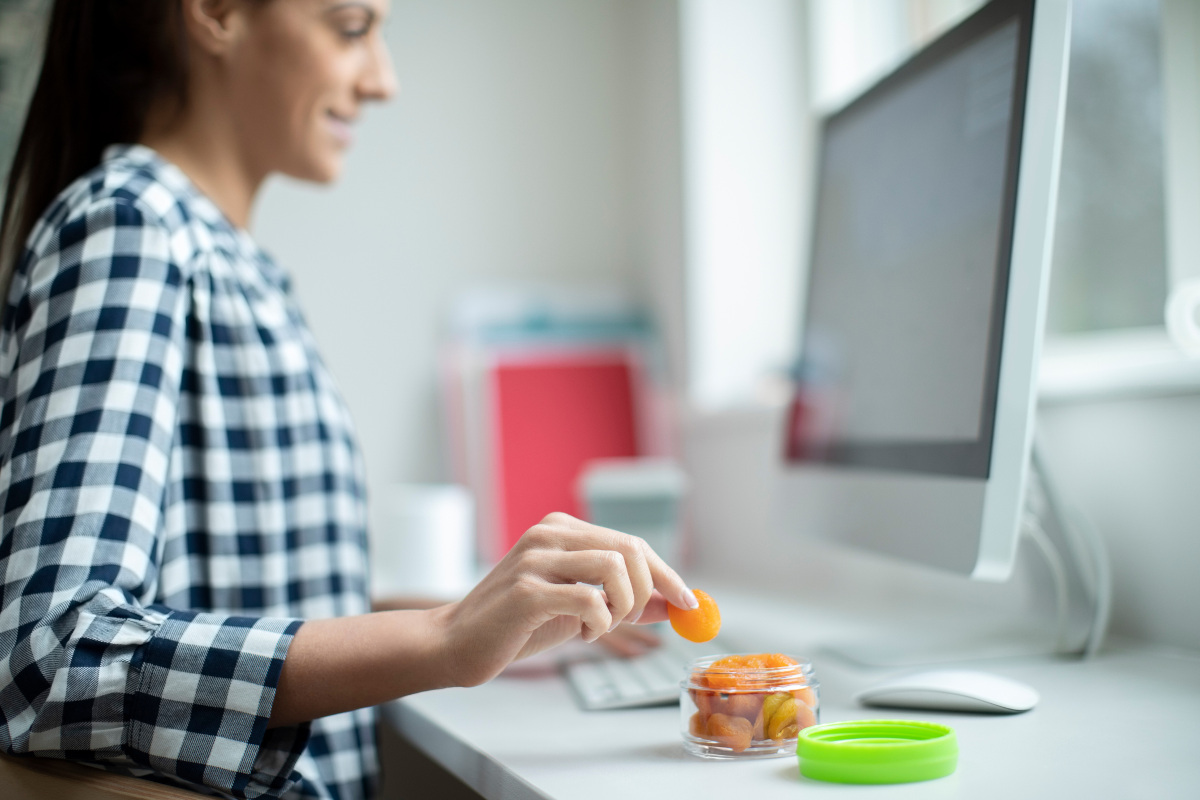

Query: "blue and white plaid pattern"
(0, 145), (376, 800)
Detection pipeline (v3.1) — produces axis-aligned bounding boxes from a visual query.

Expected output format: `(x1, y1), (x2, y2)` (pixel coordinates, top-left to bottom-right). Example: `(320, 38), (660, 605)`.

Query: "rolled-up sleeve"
(0, 198), (308, 798)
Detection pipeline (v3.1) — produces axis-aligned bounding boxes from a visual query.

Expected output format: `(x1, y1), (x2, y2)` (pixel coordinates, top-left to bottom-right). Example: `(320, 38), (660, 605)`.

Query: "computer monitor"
(778, 0), (1071, 580)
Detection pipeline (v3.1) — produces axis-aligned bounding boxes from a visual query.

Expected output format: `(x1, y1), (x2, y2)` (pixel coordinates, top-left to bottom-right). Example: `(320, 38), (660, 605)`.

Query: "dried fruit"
(794, 700), (818, 731)
(751, 706), (765, 739)
(765, 696), (798, 740)
(667, 589), (721, 643)
(702, 653), (801, 691)
(725, 692), (761, 722)
(689, 688), (716, 718)
(760, 691), (791, 730)
(765, 653), (798, 669)
(706, 713), (753, 753)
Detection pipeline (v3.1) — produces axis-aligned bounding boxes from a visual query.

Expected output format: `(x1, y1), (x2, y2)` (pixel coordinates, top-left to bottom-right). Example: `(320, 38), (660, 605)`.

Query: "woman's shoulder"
(26, 144), (226, 269)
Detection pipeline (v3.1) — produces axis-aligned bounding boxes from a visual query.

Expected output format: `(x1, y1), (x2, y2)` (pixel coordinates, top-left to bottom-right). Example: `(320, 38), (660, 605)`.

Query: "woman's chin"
(285, 153), (344, 185)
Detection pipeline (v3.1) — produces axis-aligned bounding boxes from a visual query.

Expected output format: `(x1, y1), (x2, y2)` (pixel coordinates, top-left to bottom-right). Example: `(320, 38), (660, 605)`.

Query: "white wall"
(680, 0), (812, 411)
(1036, 394), (1200, 650)
(253, 0), (681, 546)
(626, 1), (688, 395)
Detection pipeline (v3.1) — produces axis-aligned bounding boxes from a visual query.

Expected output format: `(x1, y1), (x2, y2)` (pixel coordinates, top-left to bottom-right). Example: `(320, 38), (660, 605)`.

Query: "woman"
(0, 2), (697, 799)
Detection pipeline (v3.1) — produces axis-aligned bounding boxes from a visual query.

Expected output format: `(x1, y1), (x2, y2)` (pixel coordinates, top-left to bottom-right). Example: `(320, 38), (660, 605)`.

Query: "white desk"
(381, 585), (1200, 799)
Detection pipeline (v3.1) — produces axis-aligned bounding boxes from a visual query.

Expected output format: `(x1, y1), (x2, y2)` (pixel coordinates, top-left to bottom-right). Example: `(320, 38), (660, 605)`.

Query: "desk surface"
(382, 585), (1200, 799)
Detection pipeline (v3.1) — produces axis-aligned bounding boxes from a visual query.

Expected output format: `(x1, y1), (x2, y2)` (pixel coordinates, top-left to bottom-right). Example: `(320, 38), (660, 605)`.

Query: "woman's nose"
(360, 34), (398, 102)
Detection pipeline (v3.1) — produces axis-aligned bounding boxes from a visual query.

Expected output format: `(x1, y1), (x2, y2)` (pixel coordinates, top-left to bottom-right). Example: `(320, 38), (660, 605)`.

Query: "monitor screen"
(778, 0), (1070, 579)
(794, 20), (1022, 478)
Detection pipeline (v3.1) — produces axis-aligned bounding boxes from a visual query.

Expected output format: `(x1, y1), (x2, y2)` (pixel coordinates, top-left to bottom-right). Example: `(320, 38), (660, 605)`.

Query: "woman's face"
(228, 0), (396, 183)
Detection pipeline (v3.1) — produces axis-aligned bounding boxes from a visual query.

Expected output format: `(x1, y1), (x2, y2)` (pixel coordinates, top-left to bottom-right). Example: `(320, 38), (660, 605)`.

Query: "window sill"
(1038, 328), (1200, 404)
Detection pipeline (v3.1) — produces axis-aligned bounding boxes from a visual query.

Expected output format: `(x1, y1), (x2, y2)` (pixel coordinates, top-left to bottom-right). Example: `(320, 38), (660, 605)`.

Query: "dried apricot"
(667, 589), (721, 643)
(710, 655), (744, 668)
(702, 652), (801, 691)
(689, 688), (716, 717)
(765, 696), (797, 740)
(764, 653), (798, 669)
(793, 685), (817, 709)
(704, 654), (744, 691)
(760, 691), (791, 730)
(794, 701), (817, 731)
(751, 704), (765, 739)
(776, 723), (799, 740)
(689, 711), (707, 738)
(706, 713), (753, 753)
(723, 692), (761, 722)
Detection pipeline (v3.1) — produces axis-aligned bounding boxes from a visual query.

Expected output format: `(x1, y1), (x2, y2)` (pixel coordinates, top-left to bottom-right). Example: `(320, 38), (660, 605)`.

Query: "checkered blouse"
(0, 145), (376, 800)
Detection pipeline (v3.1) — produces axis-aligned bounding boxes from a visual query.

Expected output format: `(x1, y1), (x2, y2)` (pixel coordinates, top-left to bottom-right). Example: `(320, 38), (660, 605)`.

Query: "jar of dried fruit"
(681, 653), (820, 759)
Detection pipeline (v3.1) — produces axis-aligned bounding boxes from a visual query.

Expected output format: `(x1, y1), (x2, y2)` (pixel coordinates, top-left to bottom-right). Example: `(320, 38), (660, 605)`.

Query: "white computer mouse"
(854, 669), (1039, 714)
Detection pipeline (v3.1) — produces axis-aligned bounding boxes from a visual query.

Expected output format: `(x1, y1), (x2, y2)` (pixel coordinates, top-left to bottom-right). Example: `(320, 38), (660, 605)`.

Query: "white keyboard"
(563, 638), (732, 711)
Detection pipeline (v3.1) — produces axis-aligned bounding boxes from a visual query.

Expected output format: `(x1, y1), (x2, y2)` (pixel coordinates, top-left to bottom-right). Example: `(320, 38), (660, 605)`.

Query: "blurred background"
(2, 0), (1196, 650)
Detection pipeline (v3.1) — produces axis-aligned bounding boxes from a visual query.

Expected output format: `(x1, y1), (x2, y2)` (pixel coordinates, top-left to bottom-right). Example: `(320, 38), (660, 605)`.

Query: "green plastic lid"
(796, 720), (958, 784)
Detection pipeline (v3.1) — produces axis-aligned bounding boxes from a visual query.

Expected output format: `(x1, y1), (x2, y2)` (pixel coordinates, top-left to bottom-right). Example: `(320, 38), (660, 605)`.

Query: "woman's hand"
(433, 512), (696, 687)
(271, 513), (693, 727)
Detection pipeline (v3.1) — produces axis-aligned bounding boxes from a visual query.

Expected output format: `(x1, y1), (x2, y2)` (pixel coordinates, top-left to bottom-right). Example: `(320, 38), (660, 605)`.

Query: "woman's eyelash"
(338, 16), (373, 38)
(327, 0), (377, 34)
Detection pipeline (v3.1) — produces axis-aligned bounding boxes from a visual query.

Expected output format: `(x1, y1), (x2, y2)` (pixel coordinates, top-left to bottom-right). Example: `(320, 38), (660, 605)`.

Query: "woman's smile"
(326, 109), (356, 147)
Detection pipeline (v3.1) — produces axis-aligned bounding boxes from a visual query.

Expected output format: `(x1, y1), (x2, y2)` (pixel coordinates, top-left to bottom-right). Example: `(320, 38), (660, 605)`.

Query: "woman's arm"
(268, 608), (448, 727)
(371, 594), (450, 611)
(270, 513), (695, 727)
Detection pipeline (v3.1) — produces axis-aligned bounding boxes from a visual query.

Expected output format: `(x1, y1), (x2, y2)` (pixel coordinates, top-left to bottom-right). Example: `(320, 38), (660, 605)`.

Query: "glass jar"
(681, 653), (820, 759)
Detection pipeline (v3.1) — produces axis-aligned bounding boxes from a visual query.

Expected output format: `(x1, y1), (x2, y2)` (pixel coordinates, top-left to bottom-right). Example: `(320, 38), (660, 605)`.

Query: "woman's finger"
(540, 548), (635, 625)
(631, 590), (670, 625)
(536, 581), (613, 643)
(637, 537), (697, 611)
(615, 534), (655, 623)
(539, 514), (674, 621)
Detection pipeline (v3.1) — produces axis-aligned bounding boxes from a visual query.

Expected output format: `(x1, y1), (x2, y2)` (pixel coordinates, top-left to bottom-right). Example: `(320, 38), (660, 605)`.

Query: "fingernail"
(608, 620), (620, 633)
(684, 589), (699, 609)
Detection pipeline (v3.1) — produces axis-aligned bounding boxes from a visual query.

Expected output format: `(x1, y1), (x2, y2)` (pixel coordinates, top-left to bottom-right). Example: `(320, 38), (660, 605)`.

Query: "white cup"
(371, 483), (476, 599)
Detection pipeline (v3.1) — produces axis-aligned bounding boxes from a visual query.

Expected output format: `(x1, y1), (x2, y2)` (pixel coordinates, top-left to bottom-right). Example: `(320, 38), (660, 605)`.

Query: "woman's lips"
(326, 112), (355, 146)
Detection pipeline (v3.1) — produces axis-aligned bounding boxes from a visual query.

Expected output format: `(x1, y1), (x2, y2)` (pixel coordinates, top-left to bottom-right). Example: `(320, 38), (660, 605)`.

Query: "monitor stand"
(820, 442), (1112, 669)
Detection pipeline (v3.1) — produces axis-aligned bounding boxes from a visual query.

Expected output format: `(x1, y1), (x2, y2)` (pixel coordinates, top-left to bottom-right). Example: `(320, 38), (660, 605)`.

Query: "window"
(1047, 0), (1168, 337)
(680, 0), (1196, 412)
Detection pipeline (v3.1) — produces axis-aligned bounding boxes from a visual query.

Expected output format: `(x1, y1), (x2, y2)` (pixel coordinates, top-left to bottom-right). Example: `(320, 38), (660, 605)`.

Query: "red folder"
(489, 349), (641, 557)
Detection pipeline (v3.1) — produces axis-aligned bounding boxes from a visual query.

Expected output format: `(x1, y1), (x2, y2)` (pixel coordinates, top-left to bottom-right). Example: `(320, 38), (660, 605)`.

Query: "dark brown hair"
(0, 0), (189, 323)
